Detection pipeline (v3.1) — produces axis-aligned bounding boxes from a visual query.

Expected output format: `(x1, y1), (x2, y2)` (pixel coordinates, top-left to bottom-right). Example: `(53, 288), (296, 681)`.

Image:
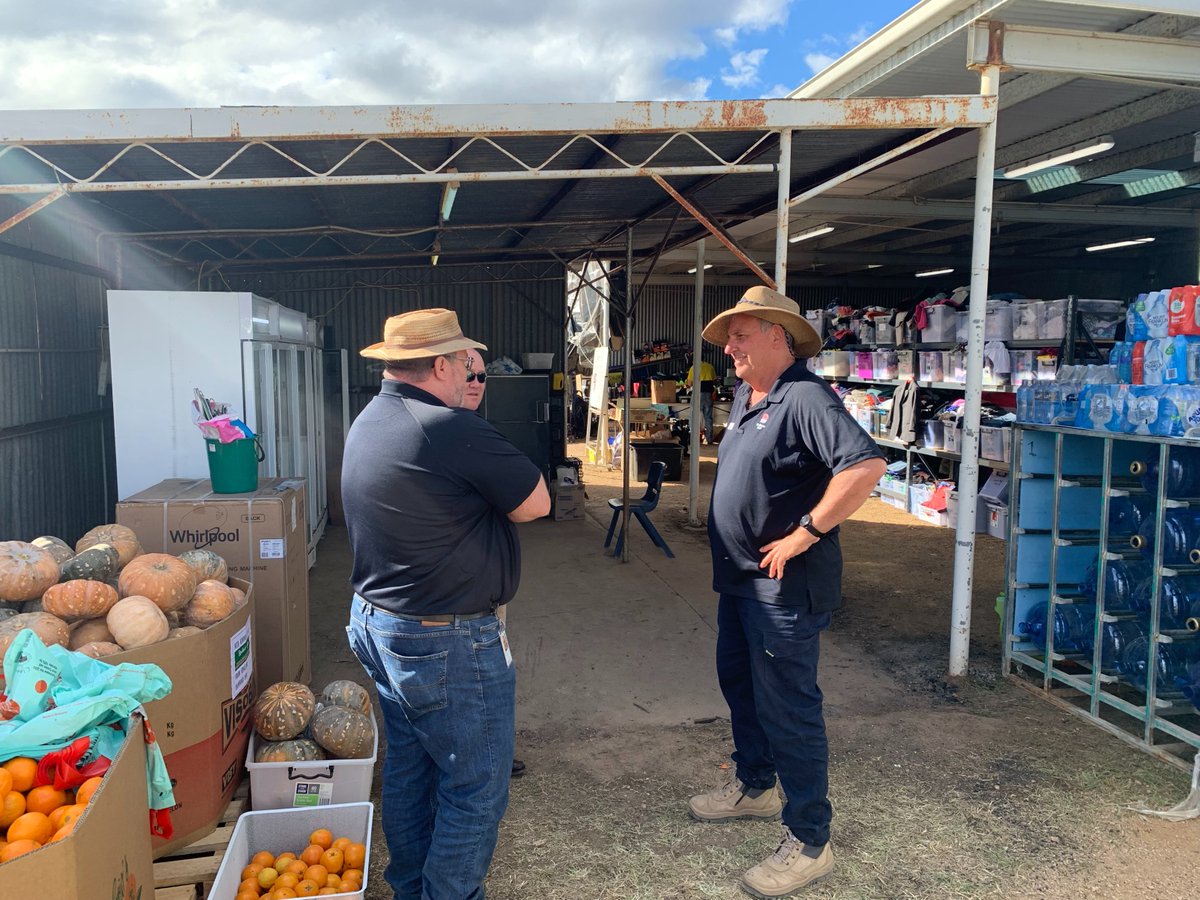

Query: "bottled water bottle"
(1129, 446), (1200, 498)
(1158, 574), (1200, 630)
(1120, 637), (1200, 693)
(1101, 618), (1147, 674)
(1131, 508), (1200, 565)
(1015, 383), (1034, 423)
(1081, 558), (1151, 613)
(1107, 495), (1151, 539)
(1018, 602), (1096, 654)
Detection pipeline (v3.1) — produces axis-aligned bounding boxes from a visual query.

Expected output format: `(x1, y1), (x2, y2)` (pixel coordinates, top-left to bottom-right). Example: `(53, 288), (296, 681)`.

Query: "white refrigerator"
(107, 290), (331, 560)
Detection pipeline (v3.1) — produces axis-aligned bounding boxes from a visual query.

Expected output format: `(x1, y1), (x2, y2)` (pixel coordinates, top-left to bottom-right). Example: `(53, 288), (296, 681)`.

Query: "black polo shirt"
(708, 361), (884, 610)
(342, 379), (543, 616)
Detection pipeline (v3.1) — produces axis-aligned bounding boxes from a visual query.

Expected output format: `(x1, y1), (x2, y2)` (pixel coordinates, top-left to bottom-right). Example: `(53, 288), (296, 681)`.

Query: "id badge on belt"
(498, 620), (513, 667)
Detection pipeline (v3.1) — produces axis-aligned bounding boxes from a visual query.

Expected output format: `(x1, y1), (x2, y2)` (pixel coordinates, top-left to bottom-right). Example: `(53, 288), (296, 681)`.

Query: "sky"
(0, 0), (915, 109)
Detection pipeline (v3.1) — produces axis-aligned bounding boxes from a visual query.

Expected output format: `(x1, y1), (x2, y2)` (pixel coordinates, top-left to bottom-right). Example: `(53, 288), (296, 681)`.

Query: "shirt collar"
(761, 359), (809, 405)
(380, 378), (447, 408)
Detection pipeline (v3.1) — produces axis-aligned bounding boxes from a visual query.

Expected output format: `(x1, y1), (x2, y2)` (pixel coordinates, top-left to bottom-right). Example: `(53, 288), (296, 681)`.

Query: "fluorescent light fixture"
(1003, 135), (1115, 179)
(687, 264), (713, 274)
(866, 264), (883, 269)
(915, 267), (954, 278)
(439, 168), (460, 221)
(1085, 236), (1155, 253)
(788, 224), (835, 243)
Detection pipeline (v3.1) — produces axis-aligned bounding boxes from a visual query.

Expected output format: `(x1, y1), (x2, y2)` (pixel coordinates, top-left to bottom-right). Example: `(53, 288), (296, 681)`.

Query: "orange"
(318, 847), (343, 874)
(0, 767), (13, 797)
(284, 859), (307, 876)
(1, 758), (37, 794)
(308, 828), (332, 850)
(0, 792), (25, 829)
(48, 803), (85, 833)
(273, 853), (296, 872)
(299, 843), (323, 866)
(323, 874), (342, 890)
(295, 879), (320, 897)
(238, 878), (261, 895)
(276, 873), (300, 889)
(75, 775), (104, 806)
(7, 811), (52, 845)
(0, 838), (40, 862)
(271, 889), (297, 899)
(25, 785), (68, 817)
(330, 836), (351, 852)
(258, 867), (280, 890)
(252, 850), (276, 868)
(343, 841), (366, 870)
(236, 892), (260, 900)
(241, 862), (265, 882)
(302, 864), (327, 885)
(48, 821), (76, 842)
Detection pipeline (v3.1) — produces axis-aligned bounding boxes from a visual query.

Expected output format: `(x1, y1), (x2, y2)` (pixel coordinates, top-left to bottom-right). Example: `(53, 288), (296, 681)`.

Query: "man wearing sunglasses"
(343, 309), (550, 900)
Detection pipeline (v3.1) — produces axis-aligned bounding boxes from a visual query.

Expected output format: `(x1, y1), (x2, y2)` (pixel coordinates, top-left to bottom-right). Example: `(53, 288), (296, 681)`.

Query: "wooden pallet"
(153, 784), (248, 900)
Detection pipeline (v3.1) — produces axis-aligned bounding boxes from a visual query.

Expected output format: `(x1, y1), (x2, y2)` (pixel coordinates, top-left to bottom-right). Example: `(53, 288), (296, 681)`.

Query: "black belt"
(390, 610), (493, 623)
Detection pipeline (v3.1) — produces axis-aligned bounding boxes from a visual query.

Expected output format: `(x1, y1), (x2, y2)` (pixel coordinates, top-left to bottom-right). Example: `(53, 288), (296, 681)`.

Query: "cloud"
(848, 23), (875, 45)
(0, 0), (795, 108)
(804, 52), (838, 75)
(721, 48), (768, 89)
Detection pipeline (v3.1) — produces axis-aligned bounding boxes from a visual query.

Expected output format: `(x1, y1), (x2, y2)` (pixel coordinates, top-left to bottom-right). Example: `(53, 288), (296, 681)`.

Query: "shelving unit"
(1004, 424), (1200, 771)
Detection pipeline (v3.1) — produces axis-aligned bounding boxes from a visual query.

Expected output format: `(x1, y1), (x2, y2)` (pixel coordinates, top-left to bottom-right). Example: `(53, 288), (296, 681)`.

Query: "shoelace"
(769, 826), (804, 865)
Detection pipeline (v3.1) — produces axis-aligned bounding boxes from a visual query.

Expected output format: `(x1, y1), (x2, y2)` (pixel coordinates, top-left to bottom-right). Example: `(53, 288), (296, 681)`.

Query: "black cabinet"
(482, 375), (554, 472)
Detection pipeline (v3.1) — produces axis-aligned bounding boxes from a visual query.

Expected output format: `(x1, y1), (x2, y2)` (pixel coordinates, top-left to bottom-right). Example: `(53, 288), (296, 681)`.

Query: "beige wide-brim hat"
(702, 285), (822, 358)
(360, 308), (487, 360)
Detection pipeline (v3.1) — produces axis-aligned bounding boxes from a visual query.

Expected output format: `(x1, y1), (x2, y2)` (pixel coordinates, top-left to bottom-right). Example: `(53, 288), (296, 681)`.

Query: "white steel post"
(949, 65), (1000, 677)
(621, 229), (634, 561)
(689, 240), (705, 524)
(775, 129), (792, 293)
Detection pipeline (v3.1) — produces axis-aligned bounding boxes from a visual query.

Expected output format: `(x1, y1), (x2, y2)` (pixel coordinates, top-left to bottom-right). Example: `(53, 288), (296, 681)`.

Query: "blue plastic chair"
(604, 460), (674, 558)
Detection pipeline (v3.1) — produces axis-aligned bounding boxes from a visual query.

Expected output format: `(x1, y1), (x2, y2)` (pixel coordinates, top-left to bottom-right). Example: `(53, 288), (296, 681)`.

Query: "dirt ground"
(310, 441), (1200, 900)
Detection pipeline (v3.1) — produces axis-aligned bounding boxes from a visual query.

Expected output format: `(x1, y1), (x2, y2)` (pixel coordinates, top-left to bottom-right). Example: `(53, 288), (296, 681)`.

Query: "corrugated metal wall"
(216, 264), (566, 419)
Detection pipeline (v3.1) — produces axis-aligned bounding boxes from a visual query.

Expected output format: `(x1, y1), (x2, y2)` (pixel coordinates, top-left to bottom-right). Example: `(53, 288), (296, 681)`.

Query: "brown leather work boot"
(688, 778), (782, 822)
(740, 826), (834, 898)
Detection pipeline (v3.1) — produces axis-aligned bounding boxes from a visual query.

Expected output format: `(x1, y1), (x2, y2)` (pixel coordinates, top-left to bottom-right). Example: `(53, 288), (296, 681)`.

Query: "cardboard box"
(649, 379), (677, 404)
(117, 477), (310, 687)
(552, 482), (585, 520)
(0, 714), (154, 899)
(108, 581), (256, 857)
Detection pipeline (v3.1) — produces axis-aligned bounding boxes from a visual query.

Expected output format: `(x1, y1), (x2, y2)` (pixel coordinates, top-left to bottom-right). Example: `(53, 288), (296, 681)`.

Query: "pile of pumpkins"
(252, 680), (375, 763)
(0, 524), (245, 662)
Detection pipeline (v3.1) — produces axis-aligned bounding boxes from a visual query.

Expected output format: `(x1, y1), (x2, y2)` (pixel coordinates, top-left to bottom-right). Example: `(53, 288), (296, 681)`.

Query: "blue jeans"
(347, 596), (515, 900)
(696, 392), (714, 438)
(716, 594), (832, 847)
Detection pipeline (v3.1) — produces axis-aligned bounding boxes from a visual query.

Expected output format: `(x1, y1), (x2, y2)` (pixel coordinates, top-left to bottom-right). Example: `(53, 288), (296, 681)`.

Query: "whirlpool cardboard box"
(108, 580), (255, 857)
(117, 477), (310, 686)
(0, 713), (154, 899)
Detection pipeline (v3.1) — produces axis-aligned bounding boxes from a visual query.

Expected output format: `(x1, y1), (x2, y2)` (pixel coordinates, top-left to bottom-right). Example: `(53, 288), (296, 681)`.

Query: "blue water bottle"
(1101, 618), (1147, 674)
(1131, 508), (1200, 565)
(1158, 574), (1200, 630)
(1129, 446), (1200, 498)
(1018, 602), (1096, 654)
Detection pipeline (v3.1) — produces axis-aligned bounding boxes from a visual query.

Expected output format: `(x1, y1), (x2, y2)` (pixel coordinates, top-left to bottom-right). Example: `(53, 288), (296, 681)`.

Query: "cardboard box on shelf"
(108, 581), (256, 857)
(649, 379), (677, 404)
(117, 477), (309, 687)
(0, 713), (154, 900)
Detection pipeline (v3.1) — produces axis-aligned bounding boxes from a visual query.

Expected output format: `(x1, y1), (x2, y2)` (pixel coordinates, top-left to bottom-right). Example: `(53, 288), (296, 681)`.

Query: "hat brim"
(360, 335), (487, 360)
(702, 308), (822, 358)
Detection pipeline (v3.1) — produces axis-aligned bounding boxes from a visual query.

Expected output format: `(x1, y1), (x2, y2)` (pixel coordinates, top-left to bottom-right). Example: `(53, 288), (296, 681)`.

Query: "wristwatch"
(798, 514), (827, 539)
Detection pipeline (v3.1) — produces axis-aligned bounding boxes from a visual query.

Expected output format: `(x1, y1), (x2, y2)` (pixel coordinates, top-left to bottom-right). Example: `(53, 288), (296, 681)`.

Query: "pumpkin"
(183, 580), (235, 629)
(230, 587), (247, 609)
(43, 580), (120, 621)
(75, 641), (123, 659)
(75, 524), (142, 569)
(60, 545), (120, 583)
(31, 536), (75, 565)
(167, 626), (203, 640)
(0, 541), (62, 601)
(0, 612), (70, 659)
(309, 706), (374, 759)
(69, 618), (116, 649)
(107, 596), (170, 649)
(118, 554), (196, 612)
(320, 680), (372, 716)
(178, 549), (228, 584)
(253, 682), (316, 741)
(254, 739), (327, 764)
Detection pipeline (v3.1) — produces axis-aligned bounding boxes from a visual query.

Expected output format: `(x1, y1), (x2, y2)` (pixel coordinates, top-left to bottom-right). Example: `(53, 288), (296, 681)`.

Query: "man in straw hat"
(687, 286), (885, 897)
(342, 308), (550, 900)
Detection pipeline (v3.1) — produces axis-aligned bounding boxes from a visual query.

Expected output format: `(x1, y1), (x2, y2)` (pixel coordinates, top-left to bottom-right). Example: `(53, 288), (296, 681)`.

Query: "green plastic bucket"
(206, 437), (263, 494)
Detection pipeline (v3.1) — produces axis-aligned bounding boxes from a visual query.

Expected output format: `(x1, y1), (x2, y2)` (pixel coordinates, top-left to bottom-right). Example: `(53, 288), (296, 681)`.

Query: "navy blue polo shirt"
(708, 361), (884, 610)
(342, 379), (543, 616)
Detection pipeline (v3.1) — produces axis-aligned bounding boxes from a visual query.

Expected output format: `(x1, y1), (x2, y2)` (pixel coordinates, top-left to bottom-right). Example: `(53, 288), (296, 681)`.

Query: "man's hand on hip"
(758, 528), (818, 580)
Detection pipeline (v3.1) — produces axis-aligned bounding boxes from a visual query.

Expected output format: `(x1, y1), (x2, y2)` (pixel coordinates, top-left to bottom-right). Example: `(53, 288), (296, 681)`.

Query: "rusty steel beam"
(0, 189), (65, 235)
(650, 173), (777, 290)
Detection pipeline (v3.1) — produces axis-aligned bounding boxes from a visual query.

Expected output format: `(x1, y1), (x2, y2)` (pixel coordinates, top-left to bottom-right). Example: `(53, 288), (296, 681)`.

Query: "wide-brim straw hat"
(702, 286), (822, 358)
(360, 308), (487, 360)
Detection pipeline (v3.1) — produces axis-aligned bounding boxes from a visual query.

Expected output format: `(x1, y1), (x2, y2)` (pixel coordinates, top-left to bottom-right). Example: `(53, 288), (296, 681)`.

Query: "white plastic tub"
(210, 802), (373, 900)
(246, 710), (379, 810)
(521, 352), (555, 370)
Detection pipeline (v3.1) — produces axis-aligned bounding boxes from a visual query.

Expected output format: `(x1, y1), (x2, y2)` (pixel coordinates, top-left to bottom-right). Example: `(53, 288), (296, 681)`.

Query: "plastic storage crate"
(246, 710), (379, 810)
(210, 802), (373, 899)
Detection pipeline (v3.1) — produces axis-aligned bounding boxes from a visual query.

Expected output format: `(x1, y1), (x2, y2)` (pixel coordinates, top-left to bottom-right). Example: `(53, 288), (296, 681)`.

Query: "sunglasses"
(466, 372), (487, 384)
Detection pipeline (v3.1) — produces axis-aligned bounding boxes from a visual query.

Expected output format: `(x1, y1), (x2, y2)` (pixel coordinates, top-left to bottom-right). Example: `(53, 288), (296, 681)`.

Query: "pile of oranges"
(236, 828), (367, 899)
(0, 756), (105, 864)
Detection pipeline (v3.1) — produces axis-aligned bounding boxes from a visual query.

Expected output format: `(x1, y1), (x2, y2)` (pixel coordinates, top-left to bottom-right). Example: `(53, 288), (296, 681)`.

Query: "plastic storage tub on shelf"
(521, 352), (555, 370)
(246, 710), (379, 810)
(920, 305), (957, 342)
(210, 802), (374, 900)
